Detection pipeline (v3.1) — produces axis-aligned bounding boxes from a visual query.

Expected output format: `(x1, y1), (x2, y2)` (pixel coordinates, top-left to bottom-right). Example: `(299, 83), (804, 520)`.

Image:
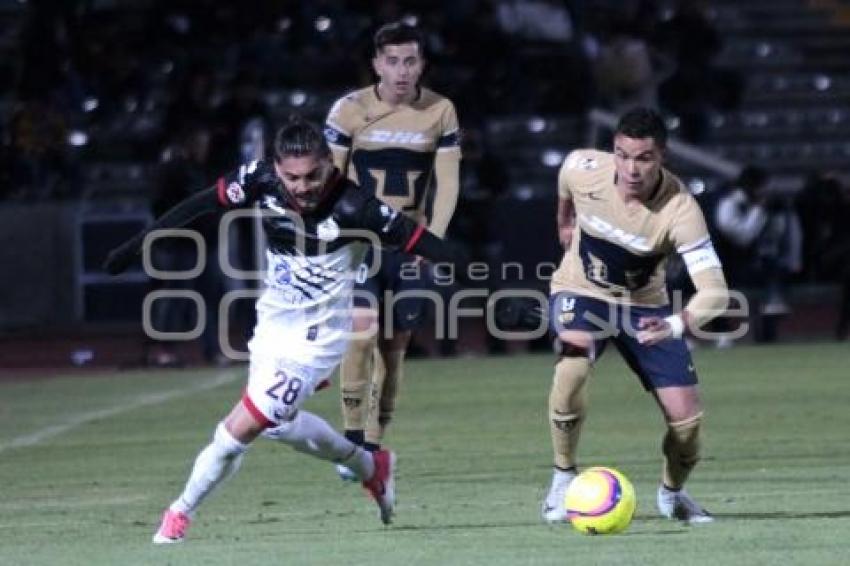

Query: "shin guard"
(339, 334), (377, 432)
(366, 350), (405, 445)
(549, 355), (591, 470)
(662, 412), (703, 490)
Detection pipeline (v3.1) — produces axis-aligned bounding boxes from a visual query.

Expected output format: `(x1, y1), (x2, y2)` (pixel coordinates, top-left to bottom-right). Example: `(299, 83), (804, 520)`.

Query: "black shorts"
(549, 291), (698, 390)
(352, 247), (434, 332)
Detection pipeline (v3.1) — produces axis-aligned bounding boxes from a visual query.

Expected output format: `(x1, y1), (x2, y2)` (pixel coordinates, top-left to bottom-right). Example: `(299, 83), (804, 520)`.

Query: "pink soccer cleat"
(362, 449), (396, 525)
(152, 509), (192, 544)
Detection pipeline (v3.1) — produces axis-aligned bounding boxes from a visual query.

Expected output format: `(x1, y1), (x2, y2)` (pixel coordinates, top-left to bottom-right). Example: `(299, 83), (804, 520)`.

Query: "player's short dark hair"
(373, 21), (425, 55)
(273, 115), (331, 161)
(615, 107), (668, 148)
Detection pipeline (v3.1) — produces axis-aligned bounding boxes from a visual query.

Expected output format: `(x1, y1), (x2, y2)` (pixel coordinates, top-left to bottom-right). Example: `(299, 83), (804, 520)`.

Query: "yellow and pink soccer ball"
(564, 466), (636, 535)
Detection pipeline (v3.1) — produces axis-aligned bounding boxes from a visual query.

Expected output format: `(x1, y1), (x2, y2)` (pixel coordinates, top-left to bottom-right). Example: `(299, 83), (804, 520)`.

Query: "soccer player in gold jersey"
(324, 22), (461, 475)
(541, 108), (729, 524)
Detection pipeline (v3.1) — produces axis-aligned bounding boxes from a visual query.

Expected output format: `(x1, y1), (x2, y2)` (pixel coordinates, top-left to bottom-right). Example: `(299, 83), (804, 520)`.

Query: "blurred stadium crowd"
(1, 0), (849, 361)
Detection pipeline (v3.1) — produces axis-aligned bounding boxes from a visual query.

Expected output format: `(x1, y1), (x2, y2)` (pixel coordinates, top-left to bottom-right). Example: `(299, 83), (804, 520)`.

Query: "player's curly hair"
(615, 107), (668, 148)
(273, 115), (331, 161)
(374, 21), (425, 55)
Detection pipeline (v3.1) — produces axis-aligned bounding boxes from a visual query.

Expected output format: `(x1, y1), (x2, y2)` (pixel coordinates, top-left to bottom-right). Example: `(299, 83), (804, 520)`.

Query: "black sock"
(344, 429), (365, 446)
(364, 442), (381, 452)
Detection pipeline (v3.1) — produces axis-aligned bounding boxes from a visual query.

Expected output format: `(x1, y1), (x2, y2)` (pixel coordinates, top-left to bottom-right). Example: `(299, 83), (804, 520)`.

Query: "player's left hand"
(636, 316), (672, 346)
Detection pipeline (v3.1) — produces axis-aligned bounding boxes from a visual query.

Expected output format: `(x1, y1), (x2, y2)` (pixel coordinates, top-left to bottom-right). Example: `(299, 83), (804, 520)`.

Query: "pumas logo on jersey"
(557, 296), (576, 324)
(361, 130), (430, 145)
(316, 217), (340, 241)
(226, 182), (246, 204)
(579, 213), (651, 252)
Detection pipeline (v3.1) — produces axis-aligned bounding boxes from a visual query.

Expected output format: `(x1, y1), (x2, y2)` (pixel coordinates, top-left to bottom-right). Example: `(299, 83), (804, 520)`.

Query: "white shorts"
(243, 289), (351, 427)
(243, 349), (341, 426)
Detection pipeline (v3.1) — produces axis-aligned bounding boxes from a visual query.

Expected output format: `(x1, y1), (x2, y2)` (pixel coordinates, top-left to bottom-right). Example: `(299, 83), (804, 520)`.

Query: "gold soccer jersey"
(551, 149), (722, 307)
(324, 86), (461, 237)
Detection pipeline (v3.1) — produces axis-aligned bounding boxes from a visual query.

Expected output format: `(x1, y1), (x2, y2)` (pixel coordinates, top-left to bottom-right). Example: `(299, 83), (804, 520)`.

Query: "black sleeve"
(104, 160), (276, 275)
(217, 159), (277, 207)
(102, 187), (221, 275)
(335, 185), (464, 266)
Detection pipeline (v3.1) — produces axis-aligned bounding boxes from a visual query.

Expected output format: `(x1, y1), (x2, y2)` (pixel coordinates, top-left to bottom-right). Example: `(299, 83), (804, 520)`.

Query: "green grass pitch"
(1, 343), (849, 565)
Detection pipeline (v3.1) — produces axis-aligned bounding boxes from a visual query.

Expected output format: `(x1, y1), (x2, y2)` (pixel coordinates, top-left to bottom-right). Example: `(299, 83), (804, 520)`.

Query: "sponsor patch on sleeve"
(226, 182), (246, 204)
(324, 124), (352, 147)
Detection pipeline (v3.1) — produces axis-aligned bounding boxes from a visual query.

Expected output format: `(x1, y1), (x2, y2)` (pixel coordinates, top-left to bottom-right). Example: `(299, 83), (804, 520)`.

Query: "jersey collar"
(373, 84), (422, 106)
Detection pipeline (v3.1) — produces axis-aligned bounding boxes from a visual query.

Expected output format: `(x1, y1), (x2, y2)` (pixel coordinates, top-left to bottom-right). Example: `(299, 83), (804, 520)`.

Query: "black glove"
(103, 237), (142, 275)
(494, 295), (548, 331)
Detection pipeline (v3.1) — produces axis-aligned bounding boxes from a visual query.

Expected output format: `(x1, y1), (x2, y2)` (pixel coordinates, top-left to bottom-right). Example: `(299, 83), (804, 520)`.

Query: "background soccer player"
(324, 21), (462, 470)
(541, 108), (729, 524)
(104, 118), (464, 542)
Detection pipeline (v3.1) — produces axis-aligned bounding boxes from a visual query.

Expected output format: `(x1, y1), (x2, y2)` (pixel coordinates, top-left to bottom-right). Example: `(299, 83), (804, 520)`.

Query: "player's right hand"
(103, 240), (140, 275)
(636, 316), (672, 345)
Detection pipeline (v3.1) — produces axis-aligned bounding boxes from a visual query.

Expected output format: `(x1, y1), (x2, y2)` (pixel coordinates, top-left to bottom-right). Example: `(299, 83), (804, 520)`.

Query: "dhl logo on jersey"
(359, 130), (431, 145)
(579, 213), (651, 252)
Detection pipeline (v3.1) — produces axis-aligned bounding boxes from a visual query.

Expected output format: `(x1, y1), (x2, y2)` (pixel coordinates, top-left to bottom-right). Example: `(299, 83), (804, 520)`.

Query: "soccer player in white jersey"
(104, 117), (464, 543)
(324, 21), (462, 474)
(541, 108), (729, 524)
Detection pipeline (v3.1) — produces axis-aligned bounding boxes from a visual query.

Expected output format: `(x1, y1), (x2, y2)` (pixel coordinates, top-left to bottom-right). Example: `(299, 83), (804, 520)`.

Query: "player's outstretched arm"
(103, 186), (221, 275)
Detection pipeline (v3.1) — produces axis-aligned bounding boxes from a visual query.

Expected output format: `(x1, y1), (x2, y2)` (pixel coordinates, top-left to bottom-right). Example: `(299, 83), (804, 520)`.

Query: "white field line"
(0, 371), (239, 455)
(0, 494), (147, 513)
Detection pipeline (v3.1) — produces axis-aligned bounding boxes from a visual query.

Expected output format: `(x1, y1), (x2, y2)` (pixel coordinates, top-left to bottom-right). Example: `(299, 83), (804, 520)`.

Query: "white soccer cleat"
(335, 463), (359, 482)
(152, 509), (192, 544)
(541, 469), (577, 523)
(657, 485), (714, 524)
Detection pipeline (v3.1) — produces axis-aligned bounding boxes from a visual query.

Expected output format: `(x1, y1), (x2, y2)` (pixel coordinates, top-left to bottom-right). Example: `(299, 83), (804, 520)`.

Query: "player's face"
(273, 154), (334, 211)
(373, 42), (424, 103)
(613, 134), (664, 199)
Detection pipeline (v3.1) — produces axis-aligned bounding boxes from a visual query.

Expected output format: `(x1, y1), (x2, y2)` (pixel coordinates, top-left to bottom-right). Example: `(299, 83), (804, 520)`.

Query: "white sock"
(171, 422), (247, 515)
(265, 410), (375, 480)
(546, 468), (576, 503)
(551, 468), (576, 488)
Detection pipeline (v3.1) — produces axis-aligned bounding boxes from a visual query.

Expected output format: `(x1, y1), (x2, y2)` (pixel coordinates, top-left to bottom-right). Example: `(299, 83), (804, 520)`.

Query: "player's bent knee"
(656, 385), (702, 423)
(215, 422), (248, 458)
(344, 332), (377, 359)
(351, 307), (379, 335)
(555, 330), (594, 356)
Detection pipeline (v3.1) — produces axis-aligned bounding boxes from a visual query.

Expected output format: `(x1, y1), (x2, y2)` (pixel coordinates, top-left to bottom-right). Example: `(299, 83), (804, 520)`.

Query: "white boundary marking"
(0, 371), (239, 455)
